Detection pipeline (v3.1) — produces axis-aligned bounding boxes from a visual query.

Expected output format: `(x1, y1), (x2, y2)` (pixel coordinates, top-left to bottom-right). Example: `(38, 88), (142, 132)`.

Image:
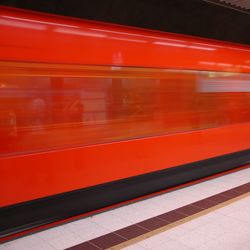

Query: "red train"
(0, 6), (250, 239)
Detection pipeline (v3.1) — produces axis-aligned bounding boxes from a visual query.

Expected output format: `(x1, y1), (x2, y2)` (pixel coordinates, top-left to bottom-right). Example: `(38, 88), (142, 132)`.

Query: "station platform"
(1, 166), (249, 250)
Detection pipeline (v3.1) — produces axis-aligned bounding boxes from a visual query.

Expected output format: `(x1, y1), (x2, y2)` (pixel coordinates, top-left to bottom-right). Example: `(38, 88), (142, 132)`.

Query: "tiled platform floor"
(122, 196), (250, 250)
(1, 167), (250, 250)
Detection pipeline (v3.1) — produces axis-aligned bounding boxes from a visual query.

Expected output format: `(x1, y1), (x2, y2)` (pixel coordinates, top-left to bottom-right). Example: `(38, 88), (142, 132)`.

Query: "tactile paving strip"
(66, 182), (250, 250)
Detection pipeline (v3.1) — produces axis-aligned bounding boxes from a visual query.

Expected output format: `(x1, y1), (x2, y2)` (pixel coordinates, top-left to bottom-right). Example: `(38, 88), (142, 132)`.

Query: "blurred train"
(0, 6), (250, 239)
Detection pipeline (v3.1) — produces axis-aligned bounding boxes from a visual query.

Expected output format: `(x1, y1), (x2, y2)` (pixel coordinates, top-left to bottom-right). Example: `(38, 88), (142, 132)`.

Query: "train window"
(0, 62), (250, 156)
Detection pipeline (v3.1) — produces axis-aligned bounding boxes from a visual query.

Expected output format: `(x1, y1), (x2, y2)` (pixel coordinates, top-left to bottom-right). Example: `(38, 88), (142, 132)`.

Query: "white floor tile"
(138, 233), (169, 249)
(123, 244), (147, 250)
(149, 238), (193, 250)
(2, 167), (249, 250)
(181, 212), (224, 231)
(178, 211), (250, 250)
(238, 241), (250, 250)
(191, 239), (240, 250)
(89, 212), (133, 231)
(176, 229), (216, 249)
(36, 225), (74, 241)
(198, 220), (248, 243)
(0, 235), (55, 250)
(226, 210), (250, 223)
(159, 225), (189, 241)
(64, 217), (111, 241)
(44, 233), (83, 250)
(215, 196), (250, 220)
(111, 204), (155, 223)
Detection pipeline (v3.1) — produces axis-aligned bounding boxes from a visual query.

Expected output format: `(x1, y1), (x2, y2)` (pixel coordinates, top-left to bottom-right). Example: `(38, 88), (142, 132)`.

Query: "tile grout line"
(109, 192), (250, 250)
(2, 166), (249, 244)
(65, 182), (250, 250)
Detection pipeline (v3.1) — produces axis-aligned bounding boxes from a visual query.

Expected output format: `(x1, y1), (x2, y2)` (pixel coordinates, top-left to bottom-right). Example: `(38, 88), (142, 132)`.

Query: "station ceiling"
(0, 0), (250, 45)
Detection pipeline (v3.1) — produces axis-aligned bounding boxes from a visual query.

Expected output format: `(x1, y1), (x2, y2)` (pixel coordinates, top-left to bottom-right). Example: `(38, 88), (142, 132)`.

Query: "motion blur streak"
(0, 61), (250, 157)
(0, 7), (250, 240)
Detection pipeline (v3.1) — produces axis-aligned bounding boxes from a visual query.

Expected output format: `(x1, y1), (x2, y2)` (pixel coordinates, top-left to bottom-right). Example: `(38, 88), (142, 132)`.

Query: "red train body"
(0, 6), (250, 239)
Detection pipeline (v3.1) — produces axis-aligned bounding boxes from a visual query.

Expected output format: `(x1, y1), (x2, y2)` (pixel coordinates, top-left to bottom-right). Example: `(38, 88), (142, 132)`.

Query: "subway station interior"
(0, 0), (250, 249)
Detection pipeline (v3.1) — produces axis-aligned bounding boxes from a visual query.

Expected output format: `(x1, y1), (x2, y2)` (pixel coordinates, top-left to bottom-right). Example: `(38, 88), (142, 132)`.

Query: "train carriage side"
(0, 6), (250, 239)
